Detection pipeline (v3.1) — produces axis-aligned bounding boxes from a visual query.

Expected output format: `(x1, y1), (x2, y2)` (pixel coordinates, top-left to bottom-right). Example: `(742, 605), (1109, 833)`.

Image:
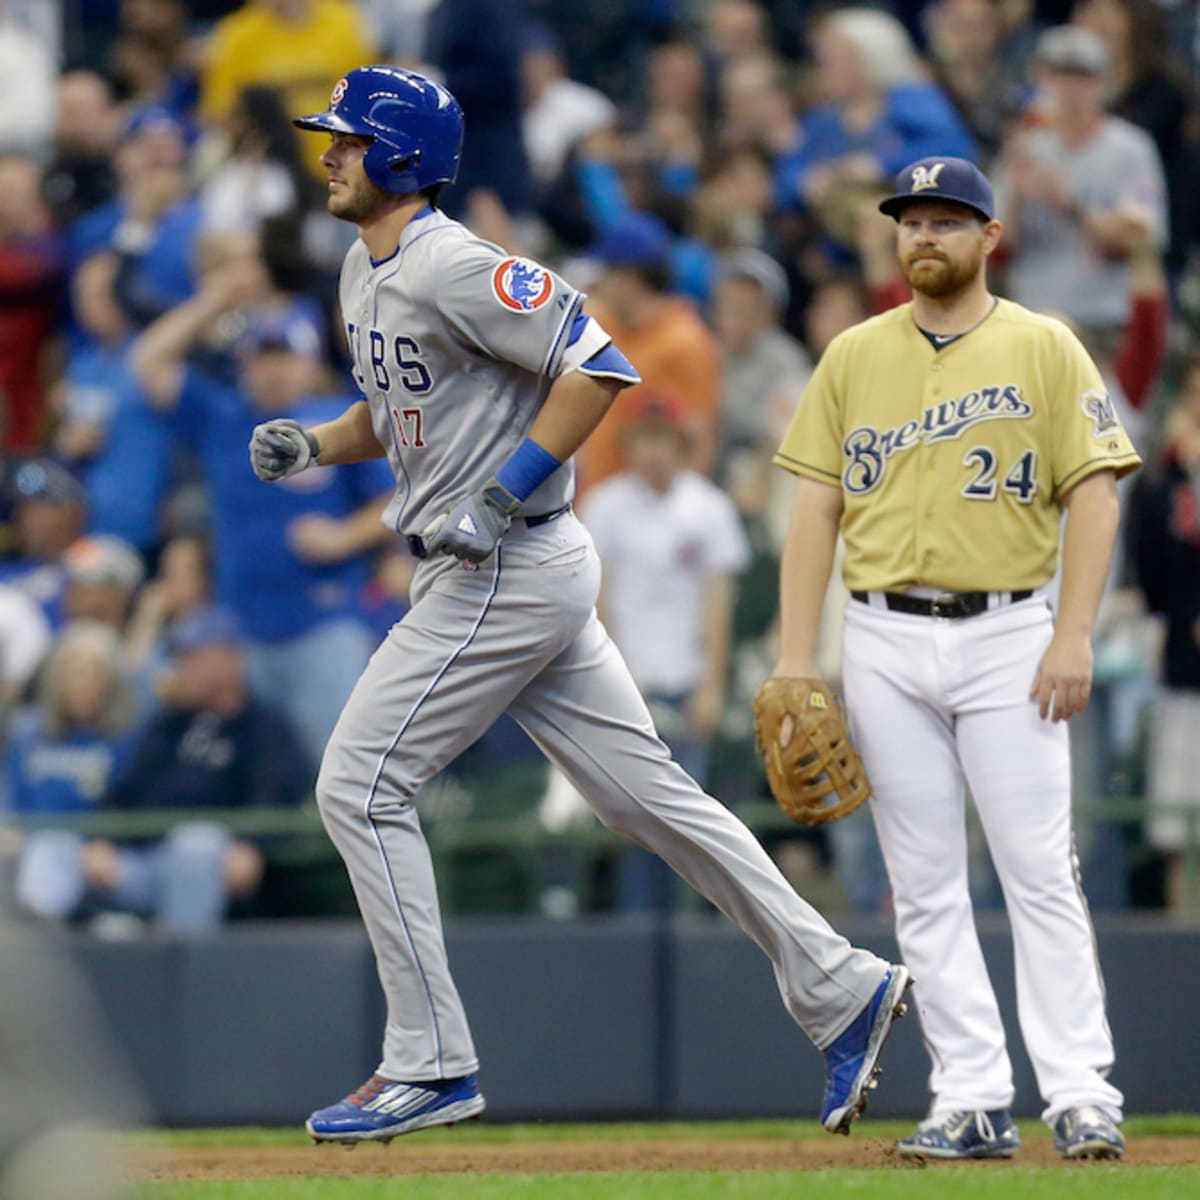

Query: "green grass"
(134, 1168), (1200, 1200)
(126, 1117), (1200, 1199)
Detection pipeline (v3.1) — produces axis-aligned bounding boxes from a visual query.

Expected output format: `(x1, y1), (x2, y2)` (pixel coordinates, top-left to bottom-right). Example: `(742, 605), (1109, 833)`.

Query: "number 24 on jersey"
(961, 447), (1037, 504)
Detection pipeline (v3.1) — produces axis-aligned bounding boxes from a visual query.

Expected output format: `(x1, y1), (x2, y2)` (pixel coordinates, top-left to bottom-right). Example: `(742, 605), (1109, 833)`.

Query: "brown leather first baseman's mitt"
(752, 678), (871, 826)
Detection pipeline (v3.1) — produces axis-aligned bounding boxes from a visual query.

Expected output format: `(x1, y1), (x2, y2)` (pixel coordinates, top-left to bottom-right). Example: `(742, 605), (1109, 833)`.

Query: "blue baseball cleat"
(1052, 1105), (1125, 1160)
(820, 964), (913, 1134)
(307, 1073), (486, 1144)
(897, 1109), (1021, 1159)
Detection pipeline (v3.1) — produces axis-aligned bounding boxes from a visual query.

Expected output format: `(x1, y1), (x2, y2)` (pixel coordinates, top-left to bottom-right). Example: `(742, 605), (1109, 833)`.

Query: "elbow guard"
(558, 312), (642, 385)
(578, 340), (641, 385)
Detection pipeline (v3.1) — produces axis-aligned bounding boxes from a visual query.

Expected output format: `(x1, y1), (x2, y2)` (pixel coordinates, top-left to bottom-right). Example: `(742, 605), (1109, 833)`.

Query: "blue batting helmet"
(293, 65), (464, 195)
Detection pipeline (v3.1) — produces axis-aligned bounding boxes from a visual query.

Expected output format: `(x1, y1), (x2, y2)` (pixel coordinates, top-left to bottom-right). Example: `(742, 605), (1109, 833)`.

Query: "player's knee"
(314, 755), (380, 824)
(315, 738), (426, 825)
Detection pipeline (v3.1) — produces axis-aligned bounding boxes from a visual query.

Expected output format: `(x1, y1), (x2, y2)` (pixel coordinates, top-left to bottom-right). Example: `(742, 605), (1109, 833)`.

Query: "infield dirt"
(123, 1134), (1200, 1182)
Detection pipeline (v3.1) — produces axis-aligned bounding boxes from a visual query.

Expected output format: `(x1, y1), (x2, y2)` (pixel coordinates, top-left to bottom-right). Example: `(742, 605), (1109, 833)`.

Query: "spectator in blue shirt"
(0, 459), (88, 629)
(132, 288), (395, 767)
(13, 607), (310, 934)
(66, 105), (204, 328)
(7, 620), (142, 922)
(53, 253), (173, 554)
(774, 8), (975, 248)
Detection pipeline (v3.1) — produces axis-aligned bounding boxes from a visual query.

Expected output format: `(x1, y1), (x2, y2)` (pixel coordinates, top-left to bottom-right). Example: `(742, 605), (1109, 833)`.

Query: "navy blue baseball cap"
(119, 104), (197, 149)
(878, 157), (994, 222)
(240, 305), (324, 359)
(589, 212), (671, 270)
(12, 459), (87, 506)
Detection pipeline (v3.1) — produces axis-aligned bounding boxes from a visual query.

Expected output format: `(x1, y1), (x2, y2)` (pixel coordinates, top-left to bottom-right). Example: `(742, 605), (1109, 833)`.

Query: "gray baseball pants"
(315, 513), (888, 1080)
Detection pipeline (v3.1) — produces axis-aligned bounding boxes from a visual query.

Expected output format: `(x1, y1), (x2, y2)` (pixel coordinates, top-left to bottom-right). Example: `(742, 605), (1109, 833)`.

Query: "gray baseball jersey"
(315, 208), (890, 1088)
(339, 208), (580, 535)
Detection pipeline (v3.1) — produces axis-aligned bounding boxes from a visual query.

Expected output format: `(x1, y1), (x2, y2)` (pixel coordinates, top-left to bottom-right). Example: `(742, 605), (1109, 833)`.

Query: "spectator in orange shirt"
(578, 213), (722, 493)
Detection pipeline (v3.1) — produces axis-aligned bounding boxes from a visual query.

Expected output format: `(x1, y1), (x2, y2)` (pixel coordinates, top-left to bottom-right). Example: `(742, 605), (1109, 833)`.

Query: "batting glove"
(249, 419), (320, 482)
(425, 479), (522, 563)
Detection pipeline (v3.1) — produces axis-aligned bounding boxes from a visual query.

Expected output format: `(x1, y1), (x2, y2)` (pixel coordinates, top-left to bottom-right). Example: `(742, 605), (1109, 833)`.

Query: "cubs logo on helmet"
(331, 77), (348, 105)
(492, 258), (553, 314)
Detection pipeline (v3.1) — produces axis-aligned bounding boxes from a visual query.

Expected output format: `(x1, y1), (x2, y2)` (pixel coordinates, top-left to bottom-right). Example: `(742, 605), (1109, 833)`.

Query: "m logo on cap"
(911, 162), (946, 193)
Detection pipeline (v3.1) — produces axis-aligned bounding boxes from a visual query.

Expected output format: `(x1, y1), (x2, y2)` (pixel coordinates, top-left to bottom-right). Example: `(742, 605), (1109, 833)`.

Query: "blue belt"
(407, 503), (571, 559)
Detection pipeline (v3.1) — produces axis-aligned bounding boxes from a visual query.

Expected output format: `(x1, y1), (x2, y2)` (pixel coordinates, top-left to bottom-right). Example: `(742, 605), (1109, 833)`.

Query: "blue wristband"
(495, 438), (562, 501)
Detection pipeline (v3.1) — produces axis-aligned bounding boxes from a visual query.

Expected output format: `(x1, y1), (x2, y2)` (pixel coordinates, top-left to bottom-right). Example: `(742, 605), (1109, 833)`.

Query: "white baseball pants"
(842, 595), (1123, 1124)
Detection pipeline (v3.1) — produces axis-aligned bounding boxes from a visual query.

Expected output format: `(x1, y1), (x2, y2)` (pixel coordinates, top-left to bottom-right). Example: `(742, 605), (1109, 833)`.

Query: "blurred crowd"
(1, 0), (1199, 929)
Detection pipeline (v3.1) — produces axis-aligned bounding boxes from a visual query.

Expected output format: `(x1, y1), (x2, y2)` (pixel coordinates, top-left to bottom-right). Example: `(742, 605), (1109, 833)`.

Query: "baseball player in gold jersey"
(771, 157), (1140, 1161)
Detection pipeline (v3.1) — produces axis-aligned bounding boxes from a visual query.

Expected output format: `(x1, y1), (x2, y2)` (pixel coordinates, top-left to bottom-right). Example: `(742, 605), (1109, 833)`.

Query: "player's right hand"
(249, 419), (319, 482)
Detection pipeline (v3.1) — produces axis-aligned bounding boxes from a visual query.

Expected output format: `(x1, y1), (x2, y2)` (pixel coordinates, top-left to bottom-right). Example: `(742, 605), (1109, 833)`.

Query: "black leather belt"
(522, 503), (572, 528)
(850, 590), (1033, 619)
(407, 503), (571, 559)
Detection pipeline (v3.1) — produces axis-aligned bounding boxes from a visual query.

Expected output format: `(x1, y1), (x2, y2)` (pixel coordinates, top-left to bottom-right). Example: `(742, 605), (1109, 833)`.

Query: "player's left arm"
(1030, 469), (1121, 723)
(305, 400), (387, 466)
(425, 244), (644, 560)
(524, 369), (626, 462)
(1036, 320), (1144, 721)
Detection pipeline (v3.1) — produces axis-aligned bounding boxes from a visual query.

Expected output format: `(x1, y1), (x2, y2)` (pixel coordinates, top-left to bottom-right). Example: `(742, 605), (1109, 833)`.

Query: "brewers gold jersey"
(775, 298), (1141, 592)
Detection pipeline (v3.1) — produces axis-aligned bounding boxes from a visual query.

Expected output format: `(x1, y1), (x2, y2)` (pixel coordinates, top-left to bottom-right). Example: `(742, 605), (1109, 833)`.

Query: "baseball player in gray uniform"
(250, 65), (911, 1144)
